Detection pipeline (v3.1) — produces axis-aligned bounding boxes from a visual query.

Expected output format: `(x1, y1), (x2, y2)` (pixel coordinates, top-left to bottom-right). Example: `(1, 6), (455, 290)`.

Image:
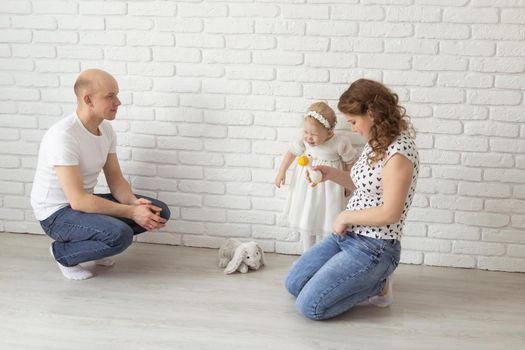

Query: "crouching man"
(30, 69), (170, 280)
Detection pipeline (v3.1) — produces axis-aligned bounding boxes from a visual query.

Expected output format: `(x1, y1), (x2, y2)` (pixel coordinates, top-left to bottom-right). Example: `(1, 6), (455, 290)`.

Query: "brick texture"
(1, 0), (524, 272)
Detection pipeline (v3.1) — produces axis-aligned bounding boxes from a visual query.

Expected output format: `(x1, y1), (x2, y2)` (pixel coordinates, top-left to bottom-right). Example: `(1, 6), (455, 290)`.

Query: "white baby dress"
(281, 131), (357, 237)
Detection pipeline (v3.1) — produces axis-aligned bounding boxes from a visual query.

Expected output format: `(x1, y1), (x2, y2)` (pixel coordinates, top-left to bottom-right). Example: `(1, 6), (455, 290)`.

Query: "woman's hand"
(333, 211), (349, 236)
(275, 171), (286, 188)
(305, 165), (334, 184)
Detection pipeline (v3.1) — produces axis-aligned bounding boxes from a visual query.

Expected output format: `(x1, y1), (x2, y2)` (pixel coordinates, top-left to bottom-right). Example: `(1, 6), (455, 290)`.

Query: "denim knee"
(108, 224), (134, 254)
(284, 268), (304, 297)
(150, 199), (170, 220)
(295, 296), (325, 321)
(284, 274), (298, 297)
(159, 202), (171, 220)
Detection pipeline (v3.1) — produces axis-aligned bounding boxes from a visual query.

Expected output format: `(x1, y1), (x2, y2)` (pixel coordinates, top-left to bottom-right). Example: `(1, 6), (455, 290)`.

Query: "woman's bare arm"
(332, 154), (414, 235)
(313, 165), (356, 191)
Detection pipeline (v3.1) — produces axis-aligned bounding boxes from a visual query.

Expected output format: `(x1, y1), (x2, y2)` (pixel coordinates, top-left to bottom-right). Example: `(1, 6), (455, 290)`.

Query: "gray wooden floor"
(1, 232), (524, 350)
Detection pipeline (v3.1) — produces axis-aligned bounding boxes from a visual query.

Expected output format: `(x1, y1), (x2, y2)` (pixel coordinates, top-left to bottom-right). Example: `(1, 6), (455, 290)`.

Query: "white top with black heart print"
(346, 132), (419, 240)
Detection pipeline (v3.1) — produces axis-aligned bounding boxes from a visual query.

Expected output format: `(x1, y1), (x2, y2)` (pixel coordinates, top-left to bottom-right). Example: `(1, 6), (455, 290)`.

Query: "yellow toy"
(297, 154), (322, 187)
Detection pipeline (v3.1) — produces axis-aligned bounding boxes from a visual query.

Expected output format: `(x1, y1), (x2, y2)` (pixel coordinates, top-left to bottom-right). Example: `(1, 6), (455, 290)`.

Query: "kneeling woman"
(285, 79), (420, 320)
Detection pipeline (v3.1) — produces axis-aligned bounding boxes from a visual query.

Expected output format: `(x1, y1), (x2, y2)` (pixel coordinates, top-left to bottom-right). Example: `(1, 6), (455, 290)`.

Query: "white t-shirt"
(346, 132), (419, 240)
(30, 113), (117, 220)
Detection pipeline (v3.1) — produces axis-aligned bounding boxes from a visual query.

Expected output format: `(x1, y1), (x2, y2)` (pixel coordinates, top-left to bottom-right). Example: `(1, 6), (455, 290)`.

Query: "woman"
(284, 79), (419, 320)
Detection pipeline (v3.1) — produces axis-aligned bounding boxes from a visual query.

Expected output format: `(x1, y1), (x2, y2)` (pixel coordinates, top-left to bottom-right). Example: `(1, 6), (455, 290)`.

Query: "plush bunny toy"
(218, 238), (265, 274)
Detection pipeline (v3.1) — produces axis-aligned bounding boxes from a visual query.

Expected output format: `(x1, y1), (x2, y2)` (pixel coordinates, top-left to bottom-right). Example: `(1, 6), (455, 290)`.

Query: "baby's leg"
(301, 232), (316, 252)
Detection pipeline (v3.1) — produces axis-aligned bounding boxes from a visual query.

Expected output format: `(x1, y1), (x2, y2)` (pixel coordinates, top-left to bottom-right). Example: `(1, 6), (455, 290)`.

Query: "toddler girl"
(275, 101), (357, 252)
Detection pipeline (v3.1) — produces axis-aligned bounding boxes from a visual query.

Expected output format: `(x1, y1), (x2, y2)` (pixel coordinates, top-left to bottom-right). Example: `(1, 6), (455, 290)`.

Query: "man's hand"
(132, 197), (151, 206)
(132, 197), (162, 217)
(333, 211), (349, 236)
(131, 204), (166, 231)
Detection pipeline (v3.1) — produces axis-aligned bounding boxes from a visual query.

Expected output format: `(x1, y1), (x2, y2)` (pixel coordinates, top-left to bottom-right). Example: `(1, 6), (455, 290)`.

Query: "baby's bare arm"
(275, 151), (296, 187)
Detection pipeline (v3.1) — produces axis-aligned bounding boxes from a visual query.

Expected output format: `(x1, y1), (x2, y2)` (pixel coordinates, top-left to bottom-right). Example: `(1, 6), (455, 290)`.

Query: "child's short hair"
(306, 101), (337, 129)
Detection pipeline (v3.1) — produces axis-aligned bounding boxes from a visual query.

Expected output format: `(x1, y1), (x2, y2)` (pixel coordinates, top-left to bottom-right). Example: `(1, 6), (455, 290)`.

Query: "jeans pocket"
(356, 234), (385, 255)
(40, 215), (57, 235)
(39, 221), (50, 234)
(40, 209), (66, 240)
(392, 256), (399, 269)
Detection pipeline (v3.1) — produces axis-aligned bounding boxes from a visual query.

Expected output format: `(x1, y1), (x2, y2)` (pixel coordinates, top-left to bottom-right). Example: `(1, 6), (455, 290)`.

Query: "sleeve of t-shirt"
(289, 130), (305, 156)
(385, 134), (417, 165)
(47, 130), (80, 166)
(107, 123), (117, 154)
(337, 134), (358, 163)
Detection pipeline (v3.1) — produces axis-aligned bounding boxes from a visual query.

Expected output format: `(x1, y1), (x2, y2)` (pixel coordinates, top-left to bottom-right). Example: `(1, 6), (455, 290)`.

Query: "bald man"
(30, 69), (170, 280)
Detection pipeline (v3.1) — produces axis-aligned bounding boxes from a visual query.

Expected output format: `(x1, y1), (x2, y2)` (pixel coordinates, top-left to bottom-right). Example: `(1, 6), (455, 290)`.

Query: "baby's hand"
(275, 173), (286, 188)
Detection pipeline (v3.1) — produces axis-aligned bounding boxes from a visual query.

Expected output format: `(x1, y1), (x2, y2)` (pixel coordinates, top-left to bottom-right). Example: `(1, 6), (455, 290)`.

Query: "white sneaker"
(50, 245), (94, 280)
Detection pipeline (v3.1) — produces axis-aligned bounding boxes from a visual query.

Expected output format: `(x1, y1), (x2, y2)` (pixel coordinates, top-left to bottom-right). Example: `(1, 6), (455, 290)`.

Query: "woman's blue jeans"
(40, 193), (171, 267)
(285, 232), (401, 320)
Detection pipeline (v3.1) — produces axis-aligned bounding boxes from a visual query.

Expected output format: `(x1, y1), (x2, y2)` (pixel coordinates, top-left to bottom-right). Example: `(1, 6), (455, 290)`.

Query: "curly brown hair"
(337, 79), (415, 164)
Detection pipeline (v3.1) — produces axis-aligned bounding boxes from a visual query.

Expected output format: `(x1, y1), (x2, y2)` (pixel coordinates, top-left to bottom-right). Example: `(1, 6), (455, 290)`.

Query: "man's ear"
(83, 94), (93, 107)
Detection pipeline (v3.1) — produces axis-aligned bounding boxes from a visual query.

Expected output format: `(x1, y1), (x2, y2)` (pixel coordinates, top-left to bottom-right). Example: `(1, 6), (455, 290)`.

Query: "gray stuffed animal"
(218, 238), (265, 274)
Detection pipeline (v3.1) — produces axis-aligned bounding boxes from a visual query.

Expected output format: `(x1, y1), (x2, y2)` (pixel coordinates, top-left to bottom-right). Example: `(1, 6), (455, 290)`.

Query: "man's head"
(74, 69), (121, 120)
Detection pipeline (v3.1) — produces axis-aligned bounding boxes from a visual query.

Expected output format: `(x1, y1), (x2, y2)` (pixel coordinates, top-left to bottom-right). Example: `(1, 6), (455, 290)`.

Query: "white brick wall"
(1, 0), (524, 272)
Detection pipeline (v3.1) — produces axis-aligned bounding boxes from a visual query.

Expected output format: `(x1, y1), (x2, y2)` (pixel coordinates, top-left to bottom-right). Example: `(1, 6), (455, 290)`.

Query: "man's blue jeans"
(285, 232), (401, 320)
(40, 193), (171, 267)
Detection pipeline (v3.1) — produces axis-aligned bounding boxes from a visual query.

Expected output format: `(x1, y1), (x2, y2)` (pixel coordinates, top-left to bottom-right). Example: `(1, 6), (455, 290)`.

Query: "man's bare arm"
(55, 165), (166, 230)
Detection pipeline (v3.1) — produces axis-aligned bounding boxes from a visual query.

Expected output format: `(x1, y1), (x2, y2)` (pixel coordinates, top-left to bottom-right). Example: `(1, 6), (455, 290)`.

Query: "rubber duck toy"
(297, 154), (322, 187)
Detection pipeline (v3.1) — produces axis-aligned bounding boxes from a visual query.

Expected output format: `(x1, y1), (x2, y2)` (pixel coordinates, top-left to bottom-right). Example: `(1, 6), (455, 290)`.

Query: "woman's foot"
(369, 274), (393, 307)
(50, 245), (94, 280)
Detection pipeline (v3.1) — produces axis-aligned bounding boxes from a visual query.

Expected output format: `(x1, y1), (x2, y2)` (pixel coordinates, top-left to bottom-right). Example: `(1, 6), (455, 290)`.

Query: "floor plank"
(1, 232), (524, 350)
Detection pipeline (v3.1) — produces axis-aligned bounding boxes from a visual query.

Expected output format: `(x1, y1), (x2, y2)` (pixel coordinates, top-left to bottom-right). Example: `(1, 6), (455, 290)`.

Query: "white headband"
(305, 111), (334, 129)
